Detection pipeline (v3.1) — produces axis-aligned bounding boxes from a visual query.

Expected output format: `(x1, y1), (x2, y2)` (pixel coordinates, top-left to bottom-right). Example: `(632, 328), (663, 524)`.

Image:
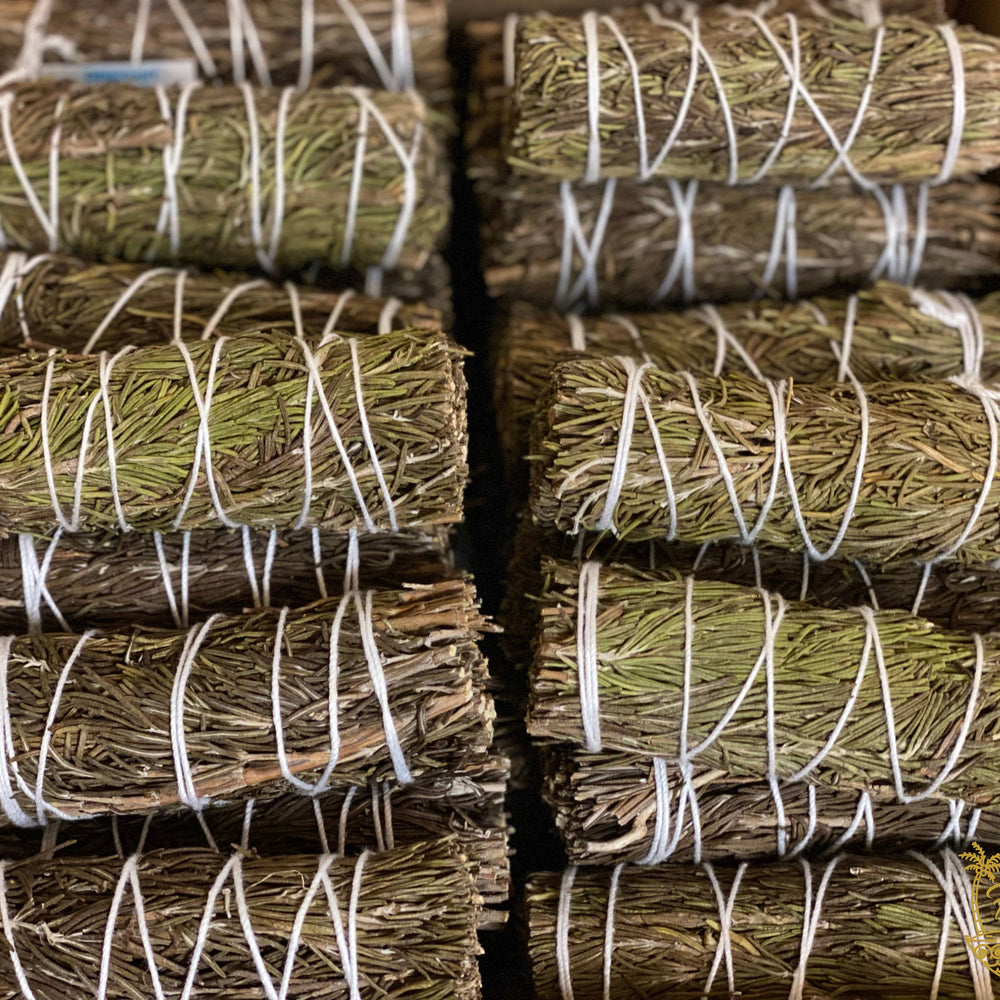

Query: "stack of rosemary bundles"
(0, 5), (507, 998)
(484, 1), (1000, 995)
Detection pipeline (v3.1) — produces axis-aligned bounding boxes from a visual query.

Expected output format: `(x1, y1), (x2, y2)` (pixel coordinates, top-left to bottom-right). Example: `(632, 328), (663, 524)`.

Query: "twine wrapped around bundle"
(0, 0), (450, 98)
(0, 329), (467, 535)
(501, 519), (1000, 673)
(526, 852), (989, 998)
(0, 526), (455, 632)
(0, 81), (450, 283)
(497, 285), (1000, 467)
(0, 252), (444, 354)
(532, 360), (1000, 566)
(481, 174), (1000, 309)
(541, 746), (1000, 865)
(0, 841), (483, 999)
(529, 559), (1000, 804)
(506, 13), (1000, 185)
(0, 580), (493, 828)
(4, 752), (510, 926)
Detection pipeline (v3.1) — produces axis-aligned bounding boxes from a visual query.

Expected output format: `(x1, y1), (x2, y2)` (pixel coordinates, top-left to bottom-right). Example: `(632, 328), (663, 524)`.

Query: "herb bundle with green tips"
(0, 82), (450, 283)
(0, 253), (445, 354)
(540, 745), (998, 866)
(526, 852), (986, 998)
(496, 284), (1000, 468)
(506, 13), (1000, 185)
(0, 842), (484, 1000)
(501, 519), (1000, 674)
(530, 559), (1000, 805)
(0, 526), (455, 632)
(481, 174), (1000, 309)
(0, 329), (467, 534)
(4, 752), (510, 926)
(532, 360), (1000, 566)
(0, 0), (450, 98)
(0, 581), (493, 827)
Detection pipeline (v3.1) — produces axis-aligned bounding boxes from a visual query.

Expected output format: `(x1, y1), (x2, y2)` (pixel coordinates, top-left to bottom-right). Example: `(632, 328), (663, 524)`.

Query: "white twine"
(690, 303), (766, 381)
(17, 530), (70, 633)
(759, 184), (798, 299)
(152, 529), (191, 629)
(151, 82), (200, 260)
(556, 865), (577, 1000)
(701, 861), (748, 997)
(868, 181), (930, 285)
(576, 561), (603, 753)
(600, 864), (622, 1000)
(170, 614), (223, 813)
(590, 356), (678, 537)
(789, 857), (840, 1000)
(649, 179), (698, 305)
(242, 526), (279, 609)
(556, 178), (617, 310)
(0, 860), (38, 1000)
(909, 850), (994, 1000)
(240, 83), (294, 275)
(337, 784), (359, 856)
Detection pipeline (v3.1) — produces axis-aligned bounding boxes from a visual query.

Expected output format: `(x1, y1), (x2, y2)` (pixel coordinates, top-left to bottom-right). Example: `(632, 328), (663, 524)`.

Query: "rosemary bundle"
(529, 559), (1000, 804)
(4, 752), (510, 926)
(0, 581), (493, 827)
(0, 841), (483, 999)
(481, 173), (1000, 308)
(532, 360), (1000, 566)
(496, 285), (1000, 467)
(0, 252), (444, 354)
(541, 746), (1000, 865)
(0, 526), (455, 632)
(0, 81), (450, 282)
(526, 852), (988, 998)
(502, 519), (1000, 672)
(506, 13), (1000, 184)
(0, 329), (467, 535)
(0, 0), (450, 98)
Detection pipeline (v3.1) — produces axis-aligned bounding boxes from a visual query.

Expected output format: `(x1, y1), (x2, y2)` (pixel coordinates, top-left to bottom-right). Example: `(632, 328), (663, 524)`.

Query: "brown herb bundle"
(541, 745), (999, 865)
(526, 852), (987, 998)
(0, 841), (483, 1000)
(532, 360), (1000, 566)
(0, 581), (493, 827)
(502, 517), (1000, 674)
(4, 752), (510, 926)
(507, 14), (1000, 184)
(496, 284), (1000, 467)
(0, 329), (467, 535)
(0, 526), (455, 632)
(481, 173), (1000, 309)
(0, 252), (444, 354)
(530, 558), (1000, 804)
(0, 81), (450, 281)
(0, 0), (450, 99)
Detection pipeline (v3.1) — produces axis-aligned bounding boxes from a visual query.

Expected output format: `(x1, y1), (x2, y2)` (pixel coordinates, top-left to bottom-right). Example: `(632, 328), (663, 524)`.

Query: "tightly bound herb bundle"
(541, 746), (999, 865)
(0, 329), (467, 534)
(496, 285), (1000, 467)
(501, 518), (1000, 672)
(0, 581), (493, 827)
(0, 82), (450, 282)
(0, 526), (454, 632)
(6, 753), (510, 925)
(533, 360), (1000, 566)
(0, 0), (450, 97)
(481, 174), (1000, 308)
(0, 841), (483, 999)
(529, 559), (1000, 804)
(507, 14), (1000, 185)
(526, 852), (987, 998)
(0, 252), (444, 354)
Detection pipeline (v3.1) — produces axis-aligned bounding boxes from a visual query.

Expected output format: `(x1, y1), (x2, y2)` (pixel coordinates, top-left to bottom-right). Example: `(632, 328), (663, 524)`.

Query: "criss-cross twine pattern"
(0, 0), (415, 91)
(0, 849), (372, 1000)
(553, 850), (990, 1000)
(573, 561), (986, 833)
(554, 178), (932, 310)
